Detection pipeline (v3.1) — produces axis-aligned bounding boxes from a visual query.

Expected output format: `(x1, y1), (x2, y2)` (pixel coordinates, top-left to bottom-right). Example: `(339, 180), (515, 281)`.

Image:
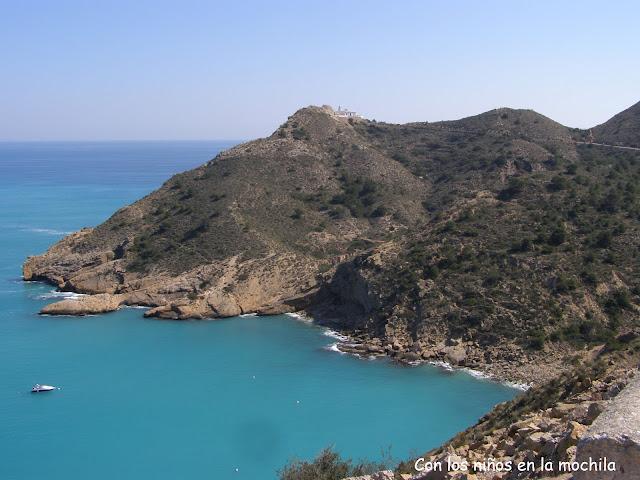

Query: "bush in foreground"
(279, 447), (389, 480)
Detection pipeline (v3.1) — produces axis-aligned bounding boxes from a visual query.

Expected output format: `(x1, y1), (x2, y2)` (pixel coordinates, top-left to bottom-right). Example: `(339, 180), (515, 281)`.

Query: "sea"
(0, 141), (518, 479)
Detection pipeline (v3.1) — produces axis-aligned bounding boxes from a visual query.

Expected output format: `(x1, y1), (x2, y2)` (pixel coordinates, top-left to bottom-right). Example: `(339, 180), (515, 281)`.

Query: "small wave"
(322, 329), (352, 342)
(428, 360), (455, 372)
(324, 343), (345, 354)
(37, 290), (86, 300)
(504, 380), (531, 391)
(240, 313), (258, 318)
(286, 312), (312, 323)
(462, 366), (492, 380)
(430, 360), (529, 390)
(462, 367), (530, 390)
(22, 227), (73, 236)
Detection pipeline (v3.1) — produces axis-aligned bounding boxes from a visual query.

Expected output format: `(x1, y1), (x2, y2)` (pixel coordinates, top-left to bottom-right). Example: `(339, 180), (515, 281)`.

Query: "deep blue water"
(0, 142), (518, 480)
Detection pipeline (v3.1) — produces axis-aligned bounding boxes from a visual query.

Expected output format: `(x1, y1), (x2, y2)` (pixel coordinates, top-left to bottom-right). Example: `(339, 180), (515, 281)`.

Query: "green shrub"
(554, 274), (577, 293)
(593, 231), (612, 249)
(391, 152), (409, 165)
(498, 177), (526, 201)
(547, 225), (567, 246)
(370, 206), (387, 217)
(548, 175), (569, 192)
(424, 265), (440, 279)
(580, 269), (598, 285)
(483, 269), (502, 287)
(560, 319), (615, 346)
(279, 447), (388, 480)
(527, 329), (546, 350)
(318, 263), (331, 274)
(290, 208), (303, 220)
(510, 238), (533, 253)
(599, 190), (621, 213)
(604, 289), (633, 315)
(330, 175), (383, 218)
(292, 127), (309, 140)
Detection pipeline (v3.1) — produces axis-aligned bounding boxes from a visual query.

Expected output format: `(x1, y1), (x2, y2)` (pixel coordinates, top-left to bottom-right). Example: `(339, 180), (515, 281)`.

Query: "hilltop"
(25, 103), (640, 386)
(591, 100), (640, 147)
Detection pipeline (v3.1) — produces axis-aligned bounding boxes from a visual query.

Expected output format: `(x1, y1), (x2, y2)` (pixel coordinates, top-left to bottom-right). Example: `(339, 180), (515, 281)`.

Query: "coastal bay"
(0, 141), (517, 479)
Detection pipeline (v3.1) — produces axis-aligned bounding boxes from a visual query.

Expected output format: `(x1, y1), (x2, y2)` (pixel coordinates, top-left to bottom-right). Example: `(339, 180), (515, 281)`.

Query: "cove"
(0, 142), (518, 479)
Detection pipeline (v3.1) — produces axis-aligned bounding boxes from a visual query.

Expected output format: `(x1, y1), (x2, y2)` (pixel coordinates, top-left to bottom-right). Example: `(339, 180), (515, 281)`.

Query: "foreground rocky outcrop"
(574, 370), (640, 480)
(389, 344), (640, 480)
(343, 472), (395, 480)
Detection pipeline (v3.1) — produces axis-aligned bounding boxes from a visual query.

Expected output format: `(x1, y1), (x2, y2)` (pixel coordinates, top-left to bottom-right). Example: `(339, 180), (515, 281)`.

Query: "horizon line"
(0, 138), (246, 143)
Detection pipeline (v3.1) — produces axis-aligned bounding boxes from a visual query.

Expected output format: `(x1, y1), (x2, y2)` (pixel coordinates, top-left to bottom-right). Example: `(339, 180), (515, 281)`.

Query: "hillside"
(592, 100), (640, 147)
(24, 103), (640, 386)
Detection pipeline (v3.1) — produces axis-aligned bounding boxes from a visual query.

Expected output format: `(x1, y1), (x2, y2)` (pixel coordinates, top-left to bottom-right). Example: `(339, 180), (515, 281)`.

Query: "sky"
(1, 0), (639, 141)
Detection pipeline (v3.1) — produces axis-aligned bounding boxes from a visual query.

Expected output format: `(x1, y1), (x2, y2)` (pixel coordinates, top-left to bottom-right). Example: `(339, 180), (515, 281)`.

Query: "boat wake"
(21, 227), (73, 236)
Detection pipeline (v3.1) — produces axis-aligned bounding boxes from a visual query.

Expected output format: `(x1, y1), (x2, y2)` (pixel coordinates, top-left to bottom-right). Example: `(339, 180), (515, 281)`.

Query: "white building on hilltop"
(334, 105), (362, 119)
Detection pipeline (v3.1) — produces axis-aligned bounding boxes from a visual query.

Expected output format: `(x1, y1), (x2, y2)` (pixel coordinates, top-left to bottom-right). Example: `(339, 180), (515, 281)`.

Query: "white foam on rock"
(324, 343), (345, 354)
(322, 329), (352, 342)
(504, 380), (531, 391)
(429, 360), (454, 371)
(286, 312), (312, 323)
(37, 290), (86, 300)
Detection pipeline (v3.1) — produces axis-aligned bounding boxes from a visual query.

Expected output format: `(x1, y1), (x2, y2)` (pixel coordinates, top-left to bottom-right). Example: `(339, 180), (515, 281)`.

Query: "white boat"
(31, 384), (56, 393)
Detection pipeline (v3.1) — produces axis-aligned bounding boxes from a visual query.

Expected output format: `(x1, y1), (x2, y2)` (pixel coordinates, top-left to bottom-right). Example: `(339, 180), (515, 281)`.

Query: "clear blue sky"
(1, 0), (639, 140)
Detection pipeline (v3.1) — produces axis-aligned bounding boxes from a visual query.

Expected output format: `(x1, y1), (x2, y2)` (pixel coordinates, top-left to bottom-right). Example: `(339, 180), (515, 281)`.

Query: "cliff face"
(25, 103), (640, 384)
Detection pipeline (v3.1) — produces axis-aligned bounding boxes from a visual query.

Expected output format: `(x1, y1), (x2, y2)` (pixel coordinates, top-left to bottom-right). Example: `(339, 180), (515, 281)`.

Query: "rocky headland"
(24, 102), (640, 477)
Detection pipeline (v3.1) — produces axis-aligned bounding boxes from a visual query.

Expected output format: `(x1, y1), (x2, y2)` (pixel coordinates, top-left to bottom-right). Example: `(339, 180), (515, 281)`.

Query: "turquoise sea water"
(0, 142), (518, 480)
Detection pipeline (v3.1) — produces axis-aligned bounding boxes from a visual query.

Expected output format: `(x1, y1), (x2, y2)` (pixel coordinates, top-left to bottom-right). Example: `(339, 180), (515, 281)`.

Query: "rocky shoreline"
(315, 323), (566, 388)
(31, 278), (559, 389)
